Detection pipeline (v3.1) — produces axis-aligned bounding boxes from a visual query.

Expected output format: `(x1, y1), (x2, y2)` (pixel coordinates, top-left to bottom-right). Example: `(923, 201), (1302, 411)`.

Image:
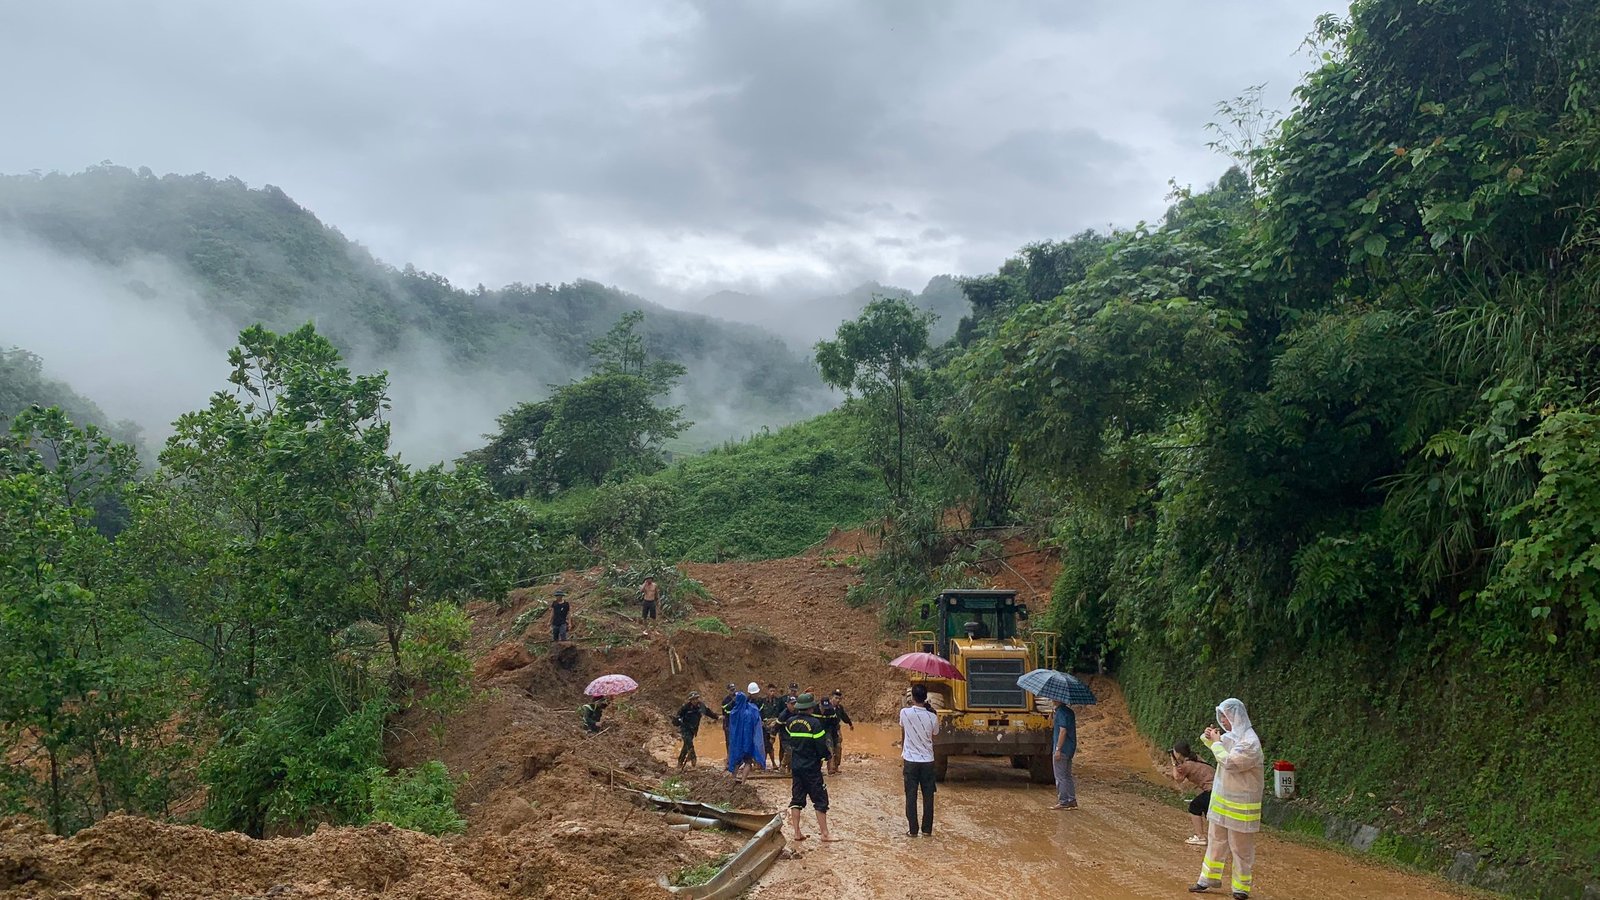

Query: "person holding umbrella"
(579, 696), (608, 733)
(1049, 699), (1078, 810)
(900, 683), (940, 836)
(1016, 668), (1096, 811)
(580, 674), (638, 734)
(1189, 698), (1264, 899)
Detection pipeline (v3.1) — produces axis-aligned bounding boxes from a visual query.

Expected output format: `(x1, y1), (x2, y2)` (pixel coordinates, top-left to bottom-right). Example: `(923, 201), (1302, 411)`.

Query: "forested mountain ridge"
(0, 165), (829, 456)
(0, 346), (133, 442)
(692, 274), (971, 346)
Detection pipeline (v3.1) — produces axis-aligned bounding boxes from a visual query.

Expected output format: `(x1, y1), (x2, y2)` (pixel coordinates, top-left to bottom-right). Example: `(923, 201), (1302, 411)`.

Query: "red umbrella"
(584, 674), (639, 697)
(889, 652), (965, 681)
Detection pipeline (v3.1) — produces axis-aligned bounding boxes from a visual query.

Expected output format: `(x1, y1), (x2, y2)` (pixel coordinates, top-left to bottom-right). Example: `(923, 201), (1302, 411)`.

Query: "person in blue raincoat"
(725, 692), (767, 782)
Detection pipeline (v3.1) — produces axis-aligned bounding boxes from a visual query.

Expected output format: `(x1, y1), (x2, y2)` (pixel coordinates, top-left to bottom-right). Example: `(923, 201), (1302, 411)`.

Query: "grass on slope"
(525, 411), (884, 564)
(653, 411), (880, 560)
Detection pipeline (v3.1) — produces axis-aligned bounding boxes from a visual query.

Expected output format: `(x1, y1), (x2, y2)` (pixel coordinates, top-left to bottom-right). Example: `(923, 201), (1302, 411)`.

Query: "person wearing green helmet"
(783, 693), (838, 843)
(579, 696), (608, 733)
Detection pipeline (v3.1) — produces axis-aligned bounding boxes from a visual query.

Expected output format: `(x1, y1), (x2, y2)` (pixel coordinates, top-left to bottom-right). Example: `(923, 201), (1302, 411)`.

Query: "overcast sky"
(2, 0), (1340, 307)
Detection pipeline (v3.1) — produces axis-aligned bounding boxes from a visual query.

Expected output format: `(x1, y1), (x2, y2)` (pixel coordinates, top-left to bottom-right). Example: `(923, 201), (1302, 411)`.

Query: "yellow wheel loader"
(905, 589), (1059, 783)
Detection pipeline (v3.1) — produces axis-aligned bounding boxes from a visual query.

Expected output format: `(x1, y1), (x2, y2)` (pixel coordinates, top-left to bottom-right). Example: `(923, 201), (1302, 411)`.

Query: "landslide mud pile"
(1, 536), (1052, 899)
(1, 812), (668, 900)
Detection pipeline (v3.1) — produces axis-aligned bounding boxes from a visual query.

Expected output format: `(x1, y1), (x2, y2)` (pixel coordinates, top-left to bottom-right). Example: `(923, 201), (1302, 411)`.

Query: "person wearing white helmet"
(1188, 697), (1265, 899)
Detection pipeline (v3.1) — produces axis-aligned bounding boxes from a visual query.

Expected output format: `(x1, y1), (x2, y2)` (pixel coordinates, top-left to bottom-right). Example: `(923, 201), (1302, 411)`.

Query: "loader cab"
(926, 589), (1028, 658)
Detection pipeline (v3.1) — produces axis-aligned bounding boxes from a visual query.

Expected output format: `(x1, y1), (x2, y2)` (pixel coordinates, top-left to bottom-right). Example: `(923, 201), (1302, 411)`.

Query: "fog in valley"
(1, 0), (1335, 461)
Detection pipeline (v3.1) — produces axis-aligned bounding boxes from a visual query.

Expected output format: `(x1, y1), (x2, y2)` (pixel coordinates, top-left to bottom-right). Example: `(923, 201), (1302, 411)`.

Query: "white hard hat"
(747, 681), (761, 694)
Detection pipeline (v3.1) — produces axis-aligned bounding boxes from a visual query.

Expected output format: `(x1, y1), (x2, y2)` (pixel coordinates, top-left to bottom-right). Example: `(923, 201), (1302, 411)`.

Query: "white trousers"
(1197, 819), (1256, 895)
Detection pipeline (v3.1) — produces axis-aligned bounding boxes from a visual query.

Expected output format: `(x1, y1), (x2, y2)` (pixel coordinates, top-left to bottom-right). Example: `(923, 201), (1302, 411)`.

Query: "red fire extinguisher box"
(1273, 760), (1297, 799)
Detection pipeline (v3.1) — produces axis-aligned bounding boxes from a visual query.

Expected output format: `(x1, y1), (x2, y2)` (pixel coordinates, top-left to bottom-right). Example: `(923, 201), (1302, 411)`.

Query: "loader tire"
(1027, 753), (1053, 784)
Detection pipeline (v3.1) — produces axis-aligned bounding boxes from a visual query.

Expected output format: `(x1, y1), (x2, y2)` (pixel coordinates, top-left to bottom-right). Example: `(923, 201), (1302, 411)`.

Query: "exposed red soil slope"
(0, 527), (1058, 899)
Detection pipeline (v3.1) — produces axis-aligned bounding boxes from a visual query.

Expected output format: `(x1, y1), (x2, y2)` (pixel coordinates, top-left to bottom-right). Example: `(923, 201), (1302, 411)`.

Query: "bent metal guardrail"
(634, 792), (786, 899)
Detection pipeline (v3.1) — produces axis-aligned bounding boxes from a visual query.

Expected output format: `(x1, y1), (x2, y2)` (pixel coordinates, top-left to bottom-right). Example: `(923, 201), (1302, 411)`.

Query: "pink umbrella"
(889, 652), (965, 681)
(584, 674), (639, 697)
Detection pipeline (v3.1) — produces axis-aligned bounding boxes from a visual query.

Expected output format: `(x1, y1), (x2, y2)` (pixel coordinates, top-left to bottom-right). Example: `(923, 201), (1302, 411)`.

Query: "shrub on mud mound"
(366, 761), (467, 836)
(593, 559), (705, 620)
(202, 694), (391, 837)
(685, 616), (732, 635)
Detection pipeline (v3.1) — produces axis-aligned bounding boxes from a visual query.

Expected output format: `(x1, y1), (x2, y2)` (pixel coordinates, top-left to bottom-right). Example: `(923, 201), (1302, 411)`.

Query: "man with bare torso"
(639, 576), (661, 620)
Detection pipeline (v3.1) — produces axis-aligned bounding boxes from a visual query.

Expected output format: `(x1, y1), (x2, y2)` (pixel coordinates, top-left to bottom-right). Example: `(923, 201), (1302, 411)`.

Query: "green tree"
(588, 309), (689, 391)
(0, 408), (175, 833)
(541, 373), (689, 488)
(815, 297), (934, 506)
(464, 312), (690, 497)
(119, 324), (529, 835)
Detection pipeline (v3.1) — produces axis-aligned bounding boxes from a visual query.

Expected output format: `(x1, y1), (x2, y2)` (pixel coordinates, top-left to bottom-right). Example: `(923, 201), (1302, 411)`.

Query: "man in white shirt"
(899, 683), (940, 837)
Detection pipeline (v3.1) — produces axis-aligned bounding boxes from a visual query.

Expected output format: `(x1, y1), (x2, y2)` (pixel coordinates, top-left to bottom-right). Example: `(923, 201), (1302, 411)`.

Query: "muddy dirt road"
(679, 714), (1470, 900)
(663, 546), (1475, 900)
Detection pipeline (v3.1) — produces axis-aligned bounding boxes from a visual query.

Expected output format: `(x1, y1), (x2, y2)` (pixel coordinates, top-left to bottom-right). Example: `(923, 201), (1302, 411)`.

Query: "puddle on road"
(663, 686), (1468, 898)
(668, 707), (1465, 896)
(722, 721), (1470, 900)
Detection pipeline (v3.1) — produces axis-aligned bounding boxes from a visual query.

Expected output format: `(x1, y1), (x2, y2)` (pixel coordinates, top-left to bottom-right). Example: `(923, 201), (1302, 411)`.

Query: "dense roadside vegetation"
(1, 326), (529, 837)
(888, 0), (1595, 883)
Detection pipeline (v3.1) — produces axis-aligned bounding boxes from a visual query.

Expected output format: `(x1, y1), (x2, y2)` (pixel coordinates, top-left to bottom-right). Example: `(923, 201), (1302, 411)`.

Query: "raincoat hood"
(1216, 698), (1258, 750)
(725, 692), (766, 773)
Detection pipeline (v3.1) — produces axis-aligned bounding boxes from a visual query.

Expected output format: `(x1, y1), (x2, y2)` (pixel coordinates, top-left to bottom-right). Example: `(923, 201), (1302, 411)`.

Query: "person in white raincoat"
(1188, 698), (1264, 899)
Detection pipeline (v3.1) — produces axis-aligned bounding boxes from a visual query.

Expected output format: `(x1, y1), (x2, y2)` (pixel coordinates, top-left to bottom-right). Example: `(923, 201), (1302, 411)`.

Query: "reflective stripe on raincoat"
(1206, 697), (1264, 833)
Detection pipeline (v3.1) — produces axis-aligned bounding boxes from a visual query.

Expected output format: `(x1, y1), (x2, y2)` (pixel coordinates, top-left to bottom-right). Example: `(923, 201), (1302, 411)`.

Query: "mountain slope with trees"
(0, 345), (140, 450)
(0, 166), (829, 455)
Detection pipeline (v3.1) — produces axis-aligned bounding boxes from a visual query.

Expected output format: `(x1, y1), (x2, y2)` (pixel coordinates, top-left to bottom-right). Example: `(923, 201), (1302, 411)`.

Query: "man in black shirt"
(719, 682), (738, 749)
(784, 693), (836, 842)
(673, 691), (718, 768)
(548, 590), (570, 642)
(760, 682), (783, 760)
(776, 690), (800, 771)
(818, 689), (855, 774)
